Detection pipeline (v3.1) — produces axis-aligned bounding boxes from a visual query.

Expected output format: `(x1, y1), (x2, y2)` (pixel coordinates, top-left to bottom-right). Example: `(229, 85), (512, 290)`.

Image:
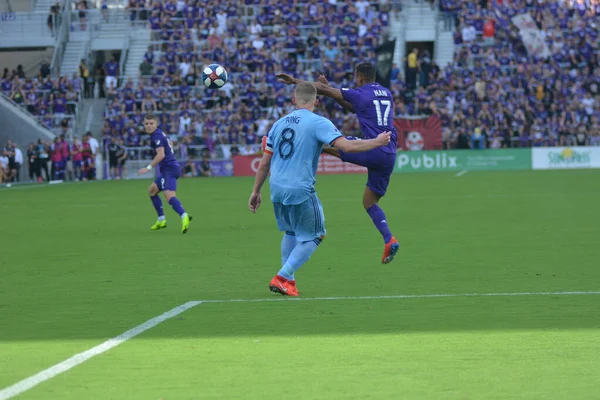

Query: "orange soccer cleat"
(269, 275), (299, 297)
(381, 237), (400, 264)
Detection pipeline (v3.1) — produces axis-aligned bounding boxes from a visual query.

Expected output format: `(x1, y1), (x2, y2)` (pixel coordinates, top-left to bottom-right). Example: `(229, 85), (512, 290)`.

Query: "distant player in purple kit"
(277, 63), (400, 264)
(137, 114), (192, 233)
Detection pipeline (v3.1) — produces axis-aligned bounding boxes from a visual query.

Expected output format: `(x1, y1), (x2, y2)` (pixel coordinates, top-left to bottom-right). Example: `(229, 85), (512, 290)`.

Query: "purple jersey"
(341, 83), (397, 153)
(150, 129), (179, 170)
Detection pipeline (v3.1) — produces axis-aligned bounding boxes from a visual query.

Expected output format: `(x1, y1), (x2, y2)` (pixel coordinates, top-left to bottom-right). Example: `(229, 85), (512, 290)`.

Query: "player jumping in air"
(249, 82), (391, 296)
(138, 114), (192, 233)
(276, 63), (400, 264)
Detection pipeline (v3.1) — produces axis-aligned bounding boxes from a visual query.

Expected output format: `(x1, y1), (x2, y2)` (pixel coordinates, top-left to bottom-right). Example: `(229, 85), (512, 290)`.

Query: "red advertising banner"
(394, 115), (443, 151)
(233, 155), (263, 176)
(316, 154), (367, 174)
(233, 155), (367, 177)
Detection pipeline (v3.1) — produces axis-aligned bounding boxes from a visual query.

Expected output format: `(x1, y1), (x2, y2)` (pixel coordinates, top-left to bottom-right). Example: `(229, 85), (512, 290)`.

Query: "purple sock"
(168, 197), (186, 217)
(150, 195), (164, 218)
(366, 204), (393, 244)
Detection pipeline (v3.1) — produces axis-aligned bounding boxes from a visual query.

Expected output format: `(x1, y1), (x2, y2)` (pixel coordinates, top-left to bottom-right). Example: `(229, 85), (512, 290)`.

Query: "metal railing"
(50, 2), (72, 77)
(0, 91), (57, 136)
(119, 34), (130, 78)
(0, 11), (56, 38)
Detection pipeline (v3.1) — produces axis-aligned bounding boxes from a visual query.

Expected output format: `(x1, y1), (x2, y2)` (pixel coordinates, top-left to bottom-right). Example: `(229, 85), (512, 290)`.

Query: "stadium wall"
(232, 148), (600, 176)
(96, 147), (600, 182)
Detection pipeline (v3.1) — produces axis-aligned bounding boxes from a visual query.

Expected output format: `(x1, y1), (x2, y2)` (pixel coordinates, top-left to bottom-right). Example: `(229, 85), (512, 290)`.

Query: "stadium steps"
(389, 9), (405, 70)
(123, 29), (151, 81)
(75, 98), (106, 135)
(404, 2), (437, 42)
(88, 98), (108, 135)
(34, 0), (55, 13)
(59, 40), (88, 78)
(435, 25), (454, 68)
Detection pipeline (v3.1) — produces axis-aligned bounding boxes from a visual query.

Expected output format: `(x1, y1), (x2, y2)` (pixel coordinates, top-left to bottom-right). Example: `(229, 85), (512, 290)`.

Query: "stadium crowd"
(2, 0), (600, 174)
(1, 63), (80, 136)
(101, 0), (600, 152)
(101, 0), (390, 156)
(416, 0), (600, 148)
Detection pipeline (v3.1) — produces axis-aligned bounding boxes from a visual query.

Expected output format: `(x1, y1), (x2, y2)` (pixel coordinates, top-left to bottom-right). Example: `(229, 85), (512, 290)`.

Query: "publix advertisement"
(394, 149), (532, 173)
(532, 147), (600, 170)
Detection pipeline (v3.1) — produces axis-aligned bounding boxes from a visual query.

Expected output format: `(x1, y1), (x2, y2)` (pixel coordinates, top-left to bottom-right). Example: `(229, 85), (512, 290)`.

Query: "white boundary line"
(455, 170), (468, 177)
(0, 301), (201, 400)
(196, 290), (600, 304)
(2, 291), (600, 399)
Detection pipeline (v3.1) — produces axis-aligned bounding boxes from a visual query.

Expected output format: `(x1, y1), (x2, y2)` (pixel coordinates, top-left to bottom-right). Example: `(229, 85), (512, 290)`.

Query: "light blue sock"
(277, 238), (322, 280)
(281, 232), (298, 280)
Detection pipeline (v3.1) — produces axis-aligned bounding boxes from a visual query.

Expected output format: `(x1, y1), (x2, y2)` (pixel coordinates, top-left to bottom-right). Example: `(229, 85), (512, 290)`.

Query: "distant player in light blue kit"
(138, 113), (192, 233)
(277, 63), (400, 264)
(249, 83), (391, 296)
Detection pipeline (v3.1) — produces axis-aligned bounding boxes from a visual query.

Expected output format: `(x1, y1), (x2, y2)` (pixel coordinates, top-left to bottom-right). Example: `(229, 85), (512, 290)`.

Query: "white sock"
(158, 216), (166, 222)
(181, 212), (188, 219)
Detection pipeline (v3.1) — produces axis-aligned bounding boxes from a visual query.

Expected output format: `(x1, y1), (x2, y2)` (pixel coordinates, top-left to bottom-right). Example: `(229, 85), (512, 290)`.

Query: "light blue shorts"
(273, 194), (326, 242)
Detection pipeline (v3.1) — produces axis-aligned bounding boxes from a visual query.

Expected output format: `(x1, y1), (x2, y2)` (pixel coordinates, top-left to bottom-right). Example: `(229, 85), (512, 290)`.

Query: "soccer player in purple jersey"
(137, 114), (193, 233)
(276, 63), (400, 264)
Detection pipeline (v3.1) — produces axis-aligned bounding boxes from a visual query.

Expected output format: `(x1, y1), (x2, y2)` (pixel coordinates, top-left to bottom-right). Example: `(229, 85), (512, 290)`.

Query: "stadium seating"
(101, 0), (391, 155)
(429, 0), (600, 147)
(0, 64), (80, 137)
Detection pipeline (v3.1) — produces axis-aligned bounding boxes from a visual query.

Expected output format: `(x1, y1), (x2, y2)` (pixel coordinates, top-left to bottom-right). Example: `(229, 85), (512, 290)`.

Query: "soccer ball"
(202, 64), (228, 89)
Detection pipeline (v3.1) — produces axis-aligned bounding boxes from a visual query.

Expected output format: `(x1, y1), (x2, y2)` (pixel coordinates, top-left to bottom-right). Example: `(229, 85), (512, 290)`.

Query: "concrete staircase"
(389, 7), (406, 72)
(435, 24), (455, 68)
(123, 29), (151, 81)
(33, 0), (55, 13)
(59, 38), (88, 77)
(404, 2), (437, 42)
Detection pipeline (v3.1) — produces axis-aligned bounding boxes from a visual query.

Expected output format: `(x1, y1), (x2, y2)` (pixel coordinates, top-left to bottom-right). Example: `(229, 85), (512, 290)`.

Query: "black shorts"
(8, 161), (17, 170)
(109, 158), (118, 168)
(119, 159), (126, 167)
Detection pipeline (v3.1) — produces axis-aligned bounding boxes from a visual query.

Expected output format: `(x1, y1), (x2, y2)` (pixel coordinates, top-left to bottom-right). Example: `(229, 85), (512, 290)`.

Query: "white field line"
(2, 291), (600, 399)
(455, 170), (468, 177)
(0, 301), (201, 400)
(196, 290), (600, 304)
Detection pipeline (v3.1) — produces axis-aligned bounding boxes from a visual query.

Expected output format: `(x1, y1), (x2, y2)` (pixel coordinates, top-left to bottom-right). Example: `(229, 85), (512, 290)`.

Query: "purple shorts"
(73, 160), (82, 168)
(339, 146), (396, 197)
(154, 166), (181, 192)
(53, 160), (65, 170)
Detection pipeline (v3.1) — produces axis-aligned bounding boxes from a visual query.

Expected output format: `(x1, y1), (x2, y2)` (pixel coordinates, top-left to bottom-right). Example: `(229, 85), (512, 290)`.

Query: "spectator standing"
(79, 59), (92, 98)
(483, 18), (495, 45)
(71, 137), (83, 181)
(406, 48), (419, 90)
(96, 66), (106, 98)
(2, 140), (17, 182)
(37, 139), (50, 182)
(104, 57), (119, 90)
(13, 143), (23, 182)
(27, 142), (40, 182)
(48, 1), (60, 35)
(0, 152), (6, 183)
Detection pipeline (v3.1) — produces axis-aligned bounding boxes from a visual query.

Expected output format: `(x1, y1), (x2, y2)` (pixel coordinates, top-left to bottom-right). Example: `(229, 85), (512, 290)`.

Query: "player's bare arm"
(276, 73), (354, 112)
(316, 75), (355, 113)
(248, 152), (272, 213)
(331, 132), (391, 153)
(138, 146), (165, 175)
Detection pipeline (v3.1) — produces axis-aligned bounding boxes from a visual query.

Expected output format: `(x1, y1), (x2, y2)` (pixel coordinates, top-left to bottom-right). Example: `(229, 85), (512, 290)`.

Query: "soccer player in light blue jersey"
(277, 63), (400, 264)
(248, 82), (391, 296)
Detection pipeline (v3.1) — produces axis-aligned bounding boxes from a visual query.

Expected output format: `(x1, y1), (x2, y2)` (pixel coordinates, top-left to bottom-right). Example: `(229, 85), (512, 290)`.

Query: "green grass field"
(1, 170), (600, 400)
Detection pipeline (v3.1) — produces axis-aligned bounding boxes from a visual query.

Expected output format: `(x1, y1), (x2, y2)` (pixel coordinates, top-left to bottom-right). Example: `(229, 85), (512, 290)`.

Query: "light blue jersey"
(265, 109), (343, 205)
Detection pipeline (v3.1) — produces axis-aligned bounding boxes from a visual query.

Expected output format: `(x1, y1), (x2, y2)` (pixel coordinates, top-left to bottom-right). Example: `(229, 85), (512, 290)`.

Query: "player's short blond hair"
(294, 82), (317, 105)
